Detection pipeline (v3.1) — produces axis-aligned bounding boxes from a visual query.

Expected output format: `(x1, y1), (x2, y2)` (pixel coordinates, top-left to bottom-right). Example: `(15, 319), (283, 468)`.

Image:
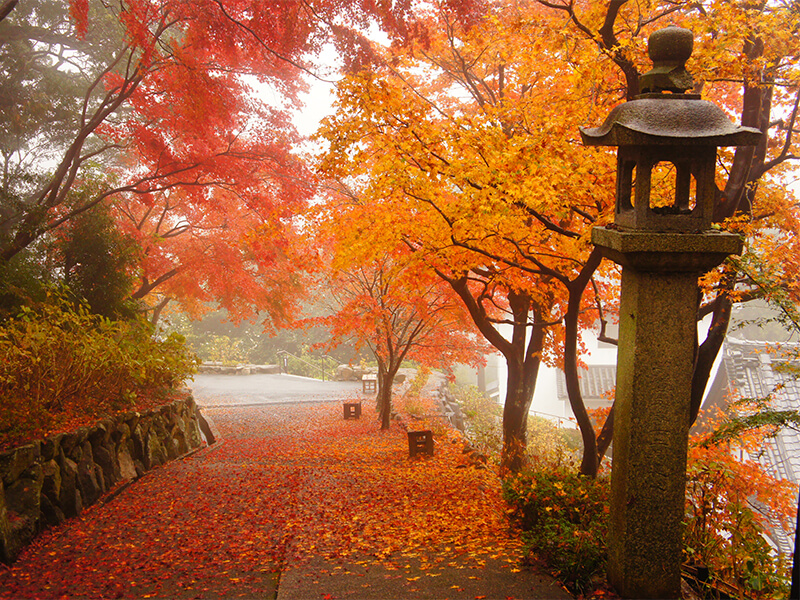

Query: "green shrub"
(526, 416), (582, 469)
(284, 352), (338, 379)
(504, 468), (610, 595)
(0, 293), (199, 448)
(195, 334), (246, 366)
(450, 383), (503, 458)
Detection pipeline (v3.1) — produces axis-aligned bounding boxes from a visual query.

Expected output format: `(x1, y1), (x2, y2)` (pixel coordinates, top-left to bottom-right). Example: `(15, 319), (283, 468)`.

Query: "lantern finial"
(640, 26), (694, 94)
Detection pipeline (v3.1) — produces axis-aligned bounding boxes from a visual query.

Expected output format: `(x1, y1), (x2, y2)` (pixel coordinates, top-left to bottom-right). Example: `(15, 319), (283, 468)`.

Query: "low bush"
(0, 294), (199, 448)
(195, 334), (247, 366)
(505, 435), (794, 599)
(450, 383), (504, 458)
(504, 468), (610, 596)
(684, 442), (793, 599)
(285, 352), (338, 379)
(406, 365), (431, 397)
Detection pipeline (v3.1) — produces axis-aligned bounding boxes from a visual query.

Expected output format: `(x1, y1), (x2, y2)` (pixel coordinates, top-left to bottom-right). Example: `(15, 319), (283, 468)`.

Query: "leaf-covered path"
(0, 396), (571, 599)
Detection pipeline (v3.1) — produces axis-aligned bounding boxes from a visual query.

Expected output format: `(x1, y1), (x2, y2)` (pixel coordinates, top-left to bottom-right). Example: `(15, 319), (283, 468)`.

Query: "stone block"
(0, 482), (12, 564)
(88, 422), (110, 451)
(198, 412), (216, 445)
(164, 434), (180, 461)
(5, 464), (43, 537)
(144, 432), (166, 470)
(131, 423), (146, 462)
(41, 434), (63, 462)
(41, 460), (61, 506)
(188, 417), (203, 449)
(0, 444), (41, 486)
(111, 422), (130, 445)
(5, 464), (42, 510)
(93, 445), (119, 488)
(117, 445), (137, 481)
(39, 493), (65, 527)
(125, 412), (140, 434)
(77, 443), (102, 506)
(60, 427), (88, 461)
(5, 511), (36, 562)
(58, 457), (82, 518)
(336, 365), (356, 381)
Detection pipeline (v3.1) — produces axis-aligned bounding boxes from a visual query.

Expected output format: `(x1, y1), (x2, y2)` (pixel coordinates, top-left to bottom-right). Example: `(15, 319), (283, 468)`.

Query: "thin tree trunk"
(378, 371), (394, 430)
(150, 296), (171, 326)
(596, 405), (614, 465)
(500, 295), (546, 474)
(563, 250), (602, 476)
(376, 357), (399, 430)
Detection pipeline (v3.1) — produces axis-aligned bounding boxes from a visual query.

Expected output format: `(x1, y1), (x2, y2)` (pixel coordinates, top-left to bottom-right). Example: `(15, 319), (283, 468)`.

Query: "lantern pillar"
(591, 231), (740, 598)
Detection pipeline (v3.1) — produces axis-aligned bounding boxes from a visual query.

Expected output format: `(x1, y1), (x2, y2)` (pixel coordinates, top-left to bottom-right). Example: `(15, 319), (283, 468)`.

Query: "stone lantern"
(582, 26), (760, 233)
(581, 26), (760, 599)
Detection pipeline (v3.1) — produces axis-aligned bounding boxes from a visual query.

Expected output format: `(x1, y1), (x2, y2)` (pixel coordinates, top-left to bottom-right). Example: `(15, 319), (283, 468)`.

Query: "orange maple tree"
(309, 193), (486, 429)
(315, 1), (619, 473)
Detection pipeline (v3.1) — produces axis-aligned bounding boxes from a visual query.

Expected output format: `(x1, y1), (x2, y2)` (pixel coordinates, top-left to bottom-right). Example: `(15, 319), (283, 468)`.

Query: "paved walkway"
(190, 373), (363, 407)
(0, 383), (572, 600)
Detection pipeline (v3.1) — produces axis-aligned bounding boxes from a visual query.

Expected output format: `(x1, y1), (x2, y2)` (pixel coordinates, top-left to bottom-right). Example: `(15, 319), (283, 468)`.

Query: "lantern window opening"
(580, 25), (762, 233)
(617, 157), (636, 212)
(649, 160), (698, 215)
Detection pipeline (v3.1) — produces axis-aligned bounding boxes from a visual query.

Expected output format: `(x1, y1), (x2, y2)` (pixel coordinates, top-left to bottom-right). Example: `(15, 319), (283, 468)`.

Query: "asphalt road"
(188, 372), (364, 407)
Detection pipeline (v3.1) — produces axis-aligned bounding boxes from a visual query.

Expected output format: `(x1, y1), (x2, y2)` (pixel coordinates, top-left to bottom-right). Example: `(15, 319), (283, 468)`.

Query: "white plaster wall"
(491, 316), (720, 426)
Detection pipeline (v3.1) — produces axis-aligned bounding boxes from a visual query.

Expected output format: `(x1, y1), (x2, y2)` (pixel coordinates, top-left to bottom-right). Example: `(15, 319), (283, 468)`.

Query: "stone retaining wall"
(433, 382), (467, 432)
(197, 363), (281, 375)
(0, 392), (210, 564)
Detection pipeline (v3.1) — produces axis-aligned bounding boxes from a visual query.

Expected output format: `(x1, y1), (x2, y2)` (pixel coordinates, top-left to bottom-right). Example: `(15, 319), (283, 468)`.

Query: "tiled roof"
(556, 365), (616, 401)
(710, 338), (800, 557)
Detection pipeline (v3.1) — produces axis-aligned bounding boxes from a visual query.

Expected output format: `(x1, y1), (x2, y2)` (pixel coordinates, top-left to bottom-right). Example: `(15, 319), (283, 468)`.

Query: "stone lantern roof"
(580, 96), (761, 147)
(580, 25), (761, 148)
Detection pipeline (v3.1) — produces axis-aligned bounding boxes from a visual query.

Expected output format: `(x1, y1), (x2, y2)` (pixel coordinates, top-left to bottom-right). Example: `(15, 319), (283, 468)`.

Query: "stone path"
(0, 385), (572, 600)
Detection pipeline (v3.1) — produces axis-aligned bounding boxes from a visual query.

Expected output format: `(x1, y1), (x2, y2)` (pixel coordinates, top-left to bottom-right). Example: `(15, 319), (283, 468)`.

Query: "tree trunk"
(563, 250), (603, 476)
(443, 275), (548, 474)
(150, 296), (171, 326)
(596, 405), (614, 465)
(499, 293), (546, 474)
(501, 352), (540, 473)
(376, 358), (399, 430)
